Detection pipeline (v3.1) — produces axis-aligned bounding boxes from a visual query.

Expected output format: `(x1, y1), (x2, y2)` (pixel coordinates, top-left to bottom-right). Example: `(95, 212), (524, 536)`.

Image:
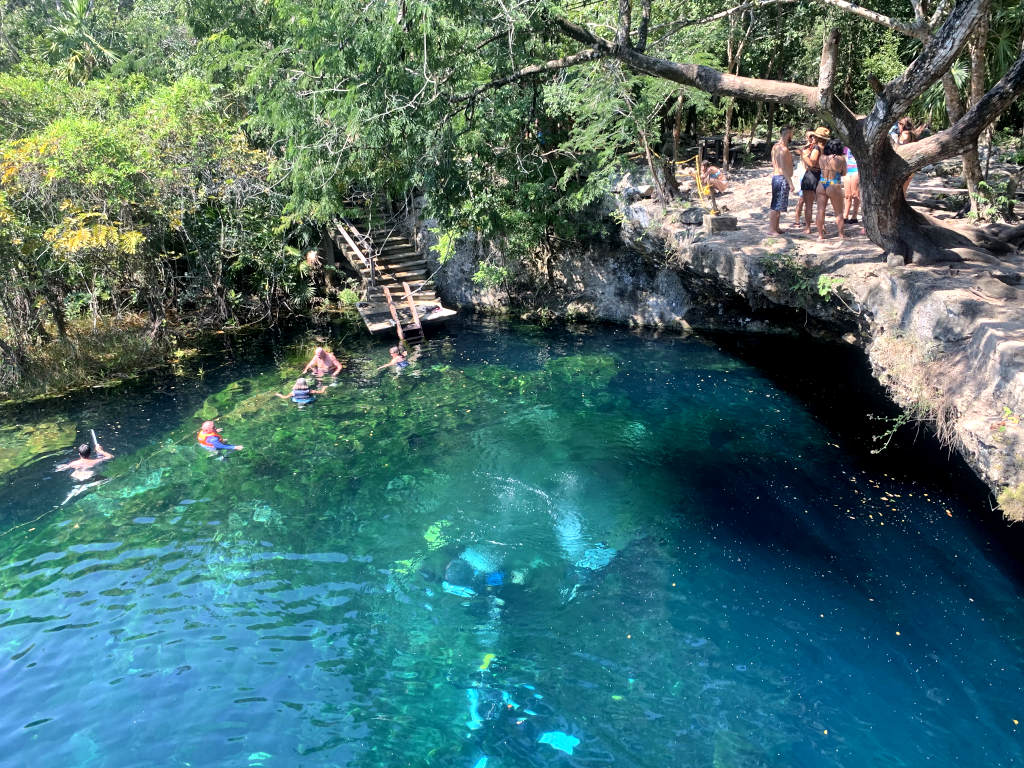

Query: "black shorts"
(800, 169), (821, 193)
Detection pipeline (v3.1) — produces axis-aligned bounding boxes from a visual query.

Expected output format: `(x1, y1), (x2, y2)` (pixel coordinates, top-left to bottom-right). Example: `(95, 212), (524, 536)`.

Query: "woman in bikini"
(815, 139), (847, 241)
(700, 161), (728, 194)
(798, 127), (828, 233)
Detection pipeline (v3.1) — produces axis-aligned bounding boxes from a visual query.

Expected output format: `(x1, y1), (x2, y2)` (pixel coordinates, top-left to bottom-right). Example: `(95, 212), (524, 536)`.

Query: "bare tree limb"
(898, 46), (1024, 173)
(453, 49), (603, 104)
(635, 0), (652, 53)
(552, 14), (821, 108)
(929, 0), (955, 28)
(650, 0), (921, 46)
(812, 0), (929, 39)
(616, 0), (632, 47)
(818, 28), (840, 105)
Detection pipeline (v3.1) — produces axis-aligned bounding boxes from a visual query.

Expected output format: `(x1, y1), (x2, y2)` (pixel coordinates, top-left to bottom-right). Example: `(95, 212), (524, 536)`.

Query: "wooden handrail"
(383, 285), (405, 342)
(336, 221), (378, 287)
(402, 281), (422, 334)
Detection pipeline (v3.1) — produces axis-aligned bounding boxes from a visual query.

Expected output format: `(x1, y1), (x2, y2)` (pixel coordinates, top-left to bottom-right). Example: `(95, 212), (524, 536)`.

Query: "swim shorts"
(770, 174), (790, 212)
(800, 168), (821, 193)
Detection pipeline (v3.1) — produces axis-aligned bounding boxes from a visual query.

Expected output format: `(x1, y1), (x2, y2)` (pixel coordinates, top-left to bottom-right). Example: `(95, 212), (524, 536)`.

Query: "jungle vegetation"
(1, 0), (1022, 394)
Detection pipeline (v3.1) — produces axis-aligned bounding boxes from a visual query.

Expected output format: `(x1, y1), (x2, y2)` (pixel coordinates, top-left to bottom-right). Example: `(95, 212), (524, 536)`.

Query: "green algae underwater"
(2, 318), (1023, 767)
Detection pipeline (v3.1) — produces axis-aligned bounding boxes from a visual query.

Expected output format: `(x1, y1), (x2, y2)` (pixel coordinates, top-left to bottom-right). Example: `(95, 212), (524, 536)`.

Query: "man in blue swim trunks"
(768, 126), (795, 236)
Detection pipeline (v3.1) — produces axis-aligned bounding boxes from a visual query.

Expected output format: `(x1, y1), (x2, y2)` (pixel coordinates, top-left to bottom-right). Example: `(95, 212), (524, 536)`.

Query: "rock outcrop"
(412, 170), (1024, 518)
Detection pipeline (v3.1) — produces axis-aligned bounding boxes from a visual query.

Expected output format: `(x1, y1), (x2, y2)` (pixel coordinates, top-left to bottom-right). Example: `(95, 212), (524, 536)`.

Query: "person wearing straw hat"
(797, 127), (829, 233)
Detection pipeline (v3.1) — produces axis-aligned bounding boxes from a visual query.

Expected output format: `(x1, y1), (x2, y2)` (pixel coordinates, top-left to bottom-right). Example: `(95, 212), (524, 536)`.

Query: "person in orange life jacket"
(197, 420), (243, 452)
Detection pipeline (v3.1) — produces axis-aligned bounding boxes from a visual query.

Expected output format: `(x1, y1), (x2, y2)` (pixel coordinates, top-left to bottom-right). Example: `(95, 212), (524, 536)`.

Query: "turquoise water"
(1, 319), (1022, 766)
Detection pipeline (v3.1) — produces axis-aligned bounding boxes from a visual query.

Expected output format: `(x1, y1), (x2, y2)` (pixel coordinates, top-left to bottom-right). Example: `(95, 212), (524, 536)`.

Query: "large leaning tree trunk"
(530, 0), (1024, 265)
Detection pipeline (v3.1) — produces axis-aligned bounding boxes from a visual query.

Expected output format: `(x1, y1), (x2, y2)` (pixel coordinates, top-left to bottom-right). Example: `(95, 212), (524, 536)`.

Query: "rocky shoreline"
(415, 165), (1024, 520)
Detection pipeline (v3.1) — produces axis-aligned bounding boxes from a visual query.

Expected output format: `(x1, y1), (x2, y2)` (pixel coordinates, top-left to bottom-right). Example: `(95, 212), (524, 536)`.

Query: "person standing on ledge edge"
(798, 127), (828, 234)
(57, 441), (114, 482)
(303, 346), (343, 377)
(197, 420), (243, 452)
(767, 126), (795, 236)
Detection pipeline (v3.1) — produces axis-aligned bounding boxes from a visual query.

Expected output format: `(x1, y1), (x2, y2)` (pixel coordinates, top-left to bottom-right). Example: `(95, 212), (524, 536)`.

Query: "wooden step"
(377, 245), (419, 257)
(359, 256), (426, 269)
(362, 267), (429, 281)
(364, 290), (438, 301)
(365, 286), (437, 299)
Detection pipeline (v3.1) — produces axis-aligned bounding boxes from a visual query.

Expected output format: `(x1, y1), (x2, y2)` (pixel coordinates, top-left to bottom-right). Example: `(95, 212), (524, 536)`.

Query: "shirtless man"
(768, 126), (795, 236)
(56, 441), (114, 482)
(302, 346), (343, 376)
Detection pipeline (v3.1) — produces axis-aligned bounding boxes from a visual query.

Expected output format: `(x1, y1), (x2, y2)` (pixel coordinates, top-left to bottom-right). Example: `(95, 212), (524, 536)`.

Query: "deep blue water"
(1, 318), (1022, 767)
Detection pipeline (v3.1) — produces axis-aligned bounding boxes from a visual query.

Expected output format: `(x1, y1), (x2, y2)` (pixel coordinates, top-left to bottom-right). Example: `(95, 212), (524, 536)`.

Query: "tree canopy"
(1, 0), (1022, 388)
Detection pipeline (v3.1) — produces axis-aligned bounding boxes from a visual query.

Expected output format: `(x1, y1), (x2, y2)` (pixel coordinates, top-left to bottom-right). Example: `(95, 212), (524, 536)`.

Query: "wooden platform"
(331, 214), (456, 339)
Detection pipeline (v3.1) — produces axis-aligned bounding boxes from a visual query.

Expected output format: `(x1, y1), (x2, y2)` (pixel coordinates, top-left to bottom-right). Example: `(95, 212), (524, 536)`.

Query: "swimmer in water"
(275, 377), (325, 404)
(377, 345), (411, 372)
(302, 346), (343, 376)
(56, 441), (114, 482)
(197, 420), (243, 452)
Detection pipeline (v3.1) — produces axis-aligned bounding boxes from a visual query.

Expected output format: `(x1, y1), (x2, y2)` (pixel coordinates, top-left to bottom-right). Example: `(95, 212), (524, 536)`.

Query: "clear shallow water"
(1, 319), (1022, 767)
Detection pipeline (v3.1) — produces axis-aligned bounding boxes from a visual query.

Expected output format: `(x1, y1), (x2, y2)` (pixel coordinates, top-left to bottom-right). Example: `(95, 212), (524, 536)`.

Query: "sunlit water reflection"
(1, 319), (1022, 767)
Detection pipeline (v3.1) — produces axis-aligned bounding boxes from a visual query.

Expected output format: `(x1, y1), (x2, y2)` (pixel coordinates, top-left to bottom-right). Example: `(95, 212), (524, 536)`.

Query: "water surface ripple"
(1, 320), (1022, 766)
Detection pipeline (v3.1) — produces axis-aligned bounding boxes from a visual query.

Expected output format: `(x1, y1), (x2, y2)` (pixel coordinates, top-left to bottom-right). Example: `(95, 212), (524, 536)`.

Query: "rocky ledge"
(418, 165), (1024, 519)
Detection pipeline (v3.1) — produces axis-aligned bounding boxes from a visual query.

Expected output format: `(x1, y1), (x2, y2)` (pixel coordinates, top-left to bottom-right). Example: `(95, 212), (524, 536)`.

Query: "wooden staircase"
(331, 210), (456, 339)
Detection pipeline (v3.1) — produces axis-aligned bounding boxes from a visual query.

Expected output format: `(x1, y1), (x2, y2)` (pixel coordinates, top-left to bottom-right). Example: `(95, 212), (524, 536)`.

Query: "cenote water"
(2, 318), (1023, 767)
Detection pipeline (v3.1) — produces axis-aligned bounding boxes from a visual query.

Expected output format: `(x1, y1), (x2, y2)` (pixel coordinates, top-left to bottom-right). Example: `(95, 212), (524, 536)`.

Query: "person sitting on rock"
(701, 161), (728, 194)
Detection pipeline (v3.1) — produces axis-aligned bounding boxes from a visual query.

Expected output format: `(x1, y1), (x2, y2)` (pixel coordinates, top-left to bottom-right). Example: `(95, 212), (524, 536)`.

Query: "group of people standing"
(768, 125), (858, 241)
(767, 118), (927, 241)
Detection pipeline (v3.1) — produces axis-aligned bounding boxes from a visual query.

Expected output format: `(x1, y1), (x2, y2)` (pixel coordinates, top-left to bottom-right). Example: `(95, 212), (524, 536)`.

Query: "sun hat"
(812, 126), (832, 141)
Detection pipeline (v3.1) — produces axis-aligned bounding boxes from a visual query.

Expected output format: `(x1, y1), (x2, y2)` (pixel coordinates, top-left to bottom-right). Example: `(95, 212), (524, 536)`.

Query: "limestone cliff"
(412, 177), (1024, 519)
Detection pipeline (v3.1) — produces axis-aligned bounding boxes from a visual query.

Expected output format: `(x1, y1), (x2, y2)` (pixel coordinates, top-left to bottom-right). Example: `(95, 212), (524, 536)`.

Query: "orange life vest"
(197, 428), (220, 448)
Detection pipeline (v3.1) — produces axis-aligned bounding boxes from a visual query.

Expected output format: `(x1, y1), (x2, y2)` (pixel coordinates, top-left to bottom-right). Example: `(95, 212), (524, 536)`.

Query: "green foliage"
(760, 252), (818, 299)
(19, 316), (169, 395)
(996, 484), (1024, 522)
(430, 228), (460, 264)
(817, 274), (845, 300)
(472, 261), (511, 289)
(971, 179), (1017, 222)
(869, 401), (931, 454)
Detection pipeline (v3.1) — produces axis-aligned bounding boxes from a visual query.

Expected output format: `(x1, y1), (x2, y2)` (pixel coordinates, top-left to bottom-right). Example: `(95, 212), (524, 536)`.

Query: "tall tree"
(466, 0), (1024, 264)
